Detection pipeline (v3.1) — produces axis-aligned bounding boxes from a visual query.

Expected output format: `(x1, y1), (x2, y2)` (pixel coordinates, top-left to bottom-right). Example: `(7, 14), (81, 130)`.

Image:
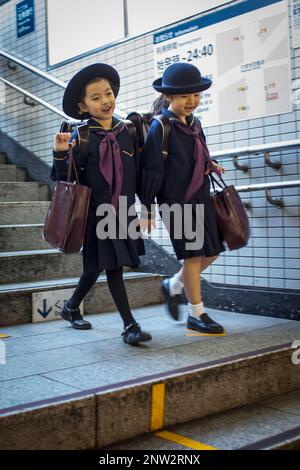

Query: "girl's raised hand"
(54, 132), (76, 152)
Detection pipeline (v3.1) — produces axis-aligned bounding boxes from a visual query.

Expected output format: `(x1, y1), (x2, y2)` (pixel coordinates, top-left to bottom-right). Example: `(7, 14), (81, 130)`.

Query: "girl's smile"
(101, 105), (113, 113)
(78, 79), (116, 128)
(167, 93), (201, 123)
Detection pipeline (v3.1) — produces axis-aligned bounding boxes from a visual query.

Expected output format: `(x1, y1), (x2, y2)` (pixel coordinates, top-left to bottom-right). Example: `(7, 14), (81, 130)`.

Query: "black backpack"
(126, 111), (171, 159)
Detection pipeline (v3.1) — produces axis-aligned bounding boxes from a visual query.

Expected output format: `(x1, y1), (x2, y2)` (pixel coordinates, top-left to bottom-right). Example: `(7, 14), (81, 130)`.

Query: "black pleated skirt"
(82, 207), (145, 272)
(159, 175), (225, 260)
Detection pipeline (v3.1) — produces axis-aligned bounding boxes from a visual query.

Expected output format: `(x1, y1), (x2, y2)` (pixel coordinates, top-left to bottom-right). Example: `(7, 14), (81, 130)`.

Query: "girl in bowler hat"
(51, 63), (151, 345)
(140, 62), (226, 334)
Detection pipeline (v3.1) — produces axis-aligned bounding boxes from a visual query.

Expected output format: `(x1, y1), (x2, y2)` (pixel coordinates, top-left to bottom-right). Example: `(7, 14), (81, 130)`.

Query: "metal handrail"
(0, 76), (126, 121)
(0, 49), (127, 118)
(211, 139), (300, 159)
(0, 48), (66, 88)
(0, 77), (70, 119)
(235, 180), (300, 193)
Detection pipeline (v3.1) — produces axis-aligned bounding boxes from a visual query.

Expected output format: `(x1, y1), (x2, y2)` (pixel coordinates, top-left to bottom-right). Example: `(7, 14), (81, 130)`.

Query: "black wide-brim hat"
(62, 63), (120, 119)
(153, 62), (212, 94)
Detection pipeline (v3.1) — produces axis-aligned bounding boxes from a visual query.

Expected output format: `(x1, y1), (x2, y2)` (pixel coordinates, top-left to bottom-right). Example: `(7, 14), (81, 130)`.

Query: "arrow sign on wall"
(37, 299), (53, 318)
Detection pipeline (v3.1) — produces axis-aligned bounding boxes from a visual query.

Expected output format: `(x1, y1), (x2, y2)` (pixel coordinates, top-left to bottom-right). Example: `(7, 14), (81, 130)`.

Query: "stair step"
(0, 165), (26, 182)
(0, 308), (299, 449)
(0, 249), (83, 284)
(0, 224), (48, 251)
(0, 202), (49, 224)
(106, 389), (300, 450)
(0, 182), (49, 202)
(0, 272), (164, 326)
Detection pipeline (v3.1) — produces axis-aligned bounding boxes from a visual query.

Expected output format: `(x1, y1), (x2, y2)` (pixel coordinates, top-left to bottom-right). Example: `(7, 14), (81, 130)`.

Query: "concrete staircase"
(106, 388), (300, 450)
(0, 151), (299, 451)
(0, 151), (164, 327)
(0, 306), (300, 450)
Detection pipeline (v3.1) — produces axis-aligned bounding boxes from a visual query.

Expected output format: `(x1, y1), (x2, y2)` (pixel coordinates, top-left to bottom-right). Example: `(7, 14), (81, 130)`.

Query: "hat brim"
(62, 63), (120, 119)
(152, 76), (212, 94)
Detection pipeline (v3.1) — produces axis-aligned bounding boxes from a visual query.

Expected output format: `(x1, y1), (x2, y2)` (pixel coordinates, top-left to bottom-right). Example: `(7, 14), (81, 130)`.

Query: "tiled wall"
(0, 0), (299, 290)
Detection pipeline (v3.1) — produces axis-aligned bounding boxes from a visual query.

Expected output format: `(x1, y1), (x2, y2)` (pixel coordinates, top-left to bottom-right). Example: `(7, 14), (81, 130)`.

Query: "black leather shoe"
(60, 301), (92, 330)
(187, 313), (224, 334)
(161, 278), (181, 321)
(122, 322), (152, 345)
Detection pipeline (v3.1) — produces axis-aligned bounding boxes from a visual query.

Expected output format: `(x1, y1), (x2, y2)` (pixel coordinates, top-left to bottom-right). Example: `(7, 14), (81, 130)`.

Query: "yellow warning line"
(155, 430), (218, 450)
(150, 384), (218, 450)
(185, 329), (227, 337)
(151, 383), (165, 432)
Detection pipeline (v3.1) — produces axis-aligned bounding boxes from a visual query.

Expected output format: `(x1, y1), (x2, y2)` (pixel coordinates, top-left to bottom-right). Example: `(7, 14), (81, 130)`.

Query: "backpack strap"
(76, 123), (90, 166)
(126, 112), (151, 149)
(59, 120), (89, 169)
(123, 119), (137, 148)
(153, 114), (171, 160)
(59, 120), (75, 133)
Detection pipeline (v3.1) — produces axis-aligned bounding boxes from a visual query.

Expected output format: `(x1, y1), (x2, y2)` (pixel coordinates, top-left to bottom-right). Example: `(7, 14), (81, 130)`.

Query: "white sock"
(169, 272), (184, 296)
(188, 302), (205, 319)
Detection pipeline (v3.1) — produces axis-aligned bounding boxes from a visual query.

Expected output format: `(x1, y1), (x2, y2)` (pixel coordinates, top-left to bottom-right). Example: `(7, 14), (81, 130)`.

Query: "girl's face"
(78, 79), (116, 126)
(167, 93), (201, 120)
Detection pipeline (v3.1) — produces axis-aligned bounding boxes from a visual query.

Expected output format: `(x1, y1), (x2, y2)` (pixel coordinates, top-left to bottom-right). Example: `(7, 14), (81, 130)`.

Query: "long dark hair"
(151, 93), (170, 116)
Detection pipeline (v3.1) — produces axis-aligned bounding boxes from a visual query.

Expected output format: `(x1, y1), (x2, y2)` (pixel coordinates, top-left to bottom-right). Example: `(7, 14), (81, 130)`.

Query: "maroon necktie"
(173, 120), (221, 202)
(97, 123), (125, 209)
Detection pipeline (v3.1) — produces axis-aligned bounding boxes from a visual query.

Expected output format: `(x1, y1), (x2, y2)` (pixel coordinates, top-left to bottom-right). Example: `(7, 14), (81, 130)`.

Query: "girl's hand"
(140, 217), (156, 234)
(205, 161), (226, 175)
(214, 162), (226, 174)
(54, 132), (76, 152)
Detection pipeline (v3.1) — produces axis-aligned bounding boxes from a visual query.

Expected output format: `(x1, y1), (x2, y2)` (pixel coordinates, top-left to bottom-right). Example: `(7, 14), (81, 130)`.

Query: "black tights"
(67, 267), (136, 328)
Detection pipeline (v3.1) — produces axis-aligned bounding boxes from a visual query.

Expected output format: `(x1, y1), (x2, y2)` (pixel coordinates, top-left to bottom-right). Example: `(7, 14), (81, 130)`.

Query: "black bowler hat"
(153, 62), (211, 94)
(62, 63), (120, 119)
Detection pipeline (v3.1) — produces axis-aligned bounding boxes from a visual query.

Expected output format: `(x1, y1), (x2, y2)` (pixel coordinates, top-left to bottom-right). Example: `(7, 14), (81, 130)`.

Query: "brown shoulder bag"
(210, 173), (250, 251)
(43, 143), (91, 254)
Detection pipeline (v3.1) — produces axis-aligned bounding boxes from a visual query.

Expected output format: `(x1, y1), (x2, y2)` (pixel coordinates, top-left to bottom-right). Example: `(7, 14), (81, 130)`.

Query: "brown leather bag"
(210, 174), (250, 251)
(43, 143), (91, 254)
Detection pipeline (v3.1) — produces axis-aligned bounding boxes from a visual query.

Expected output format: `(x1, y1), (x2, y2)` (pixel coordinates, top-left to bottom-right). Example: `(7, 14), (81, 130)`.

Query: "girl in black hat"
(51, 63), (151, 345)
(140, 62), (226, 334)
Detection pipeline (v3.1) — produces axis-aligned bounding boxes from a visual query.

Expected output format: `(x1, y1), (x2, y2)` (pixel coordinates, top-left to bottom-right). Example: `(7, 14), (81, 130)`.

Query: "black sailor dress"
(51, 117), (145, 272)
(140, 108), (225, 261)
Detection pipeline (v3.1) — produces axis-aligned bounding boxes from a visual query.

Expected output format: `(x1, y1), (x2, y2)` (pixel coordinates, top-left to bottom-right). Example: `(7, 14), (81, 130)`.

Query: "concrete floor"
(1, 305), (300, 412)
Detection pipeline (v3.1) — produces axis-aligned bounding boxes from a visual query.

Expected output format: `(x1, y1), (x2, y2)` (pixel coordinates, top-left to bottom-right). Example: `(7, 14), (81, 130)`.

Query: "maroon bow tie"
(97, 123), (125, 209)
(173, 121), (220, 202)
